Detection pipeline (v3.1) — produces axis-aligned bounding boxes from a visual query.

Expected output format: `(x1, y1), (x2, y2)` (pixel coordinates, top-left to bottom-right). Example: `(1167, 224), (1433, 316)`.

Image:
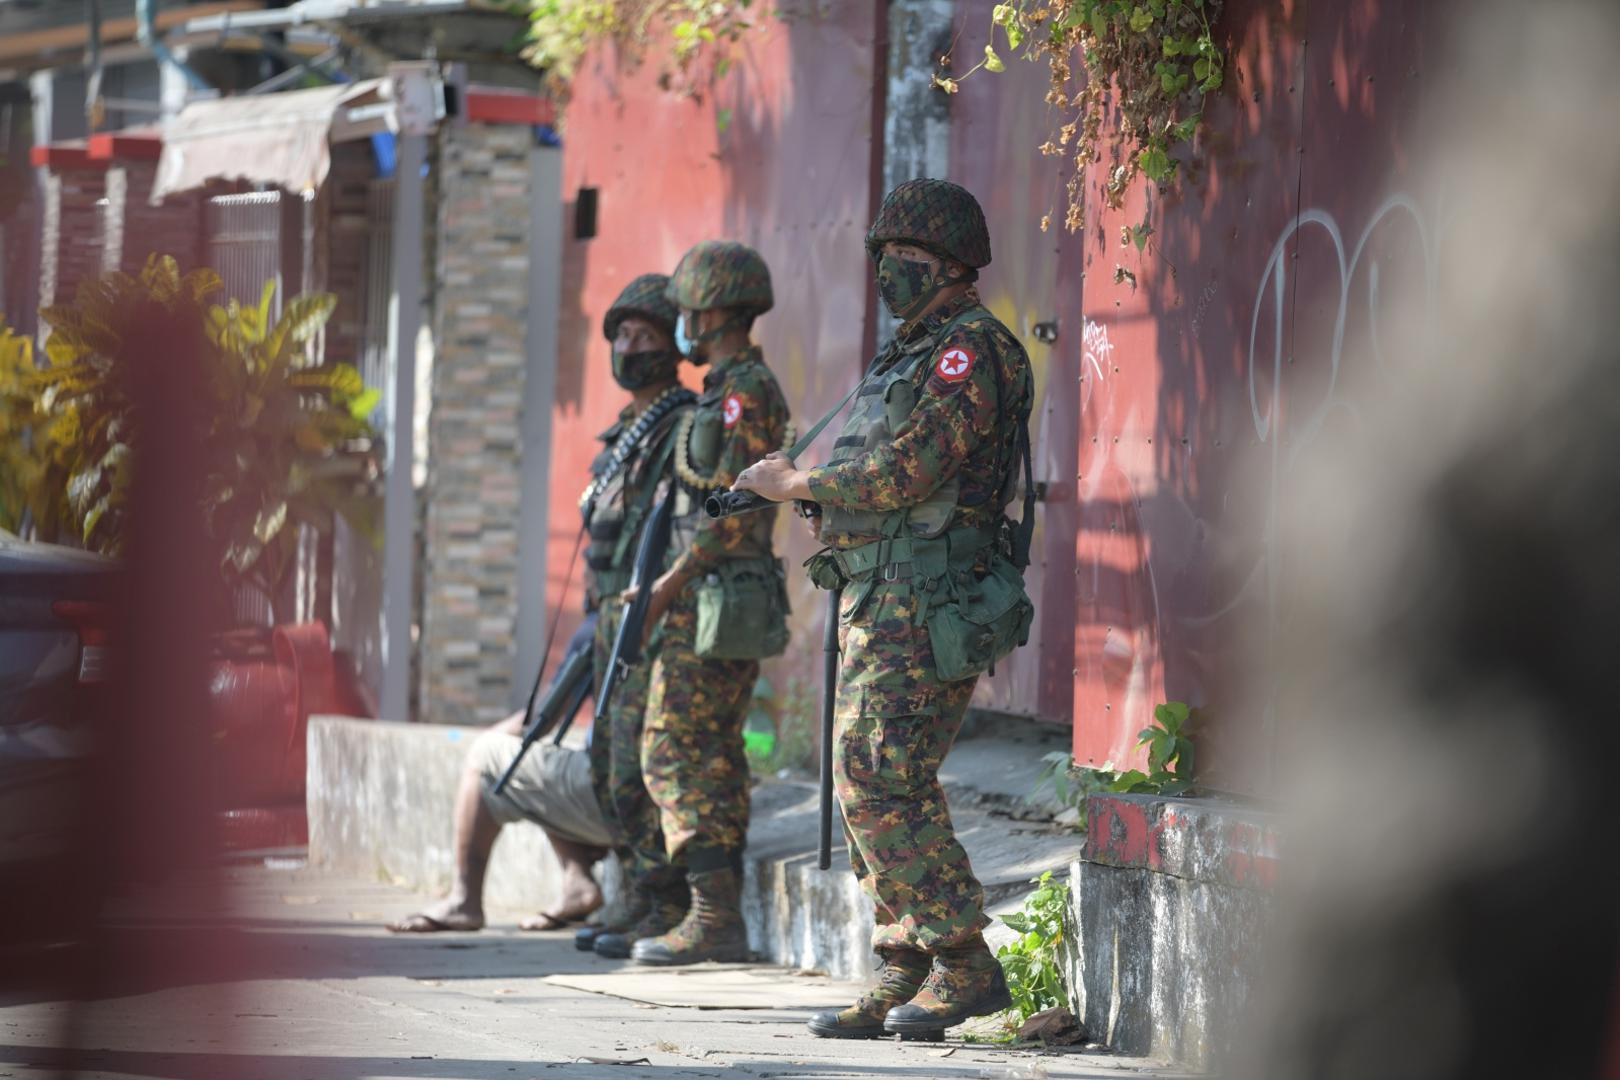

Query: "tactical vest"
(819, 304), (998, 544)
(670, 361), (778, 562)
(584, 399), (690, 599)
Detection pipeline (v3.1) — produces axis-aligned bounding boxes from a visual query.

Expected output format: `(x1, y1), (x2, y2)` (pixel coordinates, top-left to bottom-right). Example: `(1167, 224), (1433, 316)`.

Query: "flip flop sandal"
(387, 912), (483, 933)
(519, 911), (588, 932)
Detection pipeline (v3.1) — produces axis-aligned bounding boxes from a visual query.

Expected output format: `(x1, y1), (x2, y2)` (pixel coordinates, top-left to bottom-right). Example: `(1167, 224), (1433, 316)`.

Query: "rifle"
(819, 587), (841, 871)
(492, 625), (594, 796)
(595, 482), (678, 725)
(704, 488), (775, 520)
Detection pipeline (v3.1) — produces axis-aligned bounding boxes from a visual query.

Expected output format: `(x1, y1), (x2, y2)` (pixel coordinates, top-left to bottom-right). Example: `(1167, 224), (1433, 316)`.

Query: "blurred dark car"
(0, 526), (117, 947)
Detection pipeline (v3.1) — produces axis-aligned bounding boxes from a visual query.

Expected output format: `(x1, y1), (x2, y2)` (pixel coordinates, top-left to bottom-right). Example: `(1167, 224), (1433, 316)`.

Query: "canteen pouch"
(688, 409), (723, 472)
(694, 556), (792, 660)
(925, 552), (1034, 683)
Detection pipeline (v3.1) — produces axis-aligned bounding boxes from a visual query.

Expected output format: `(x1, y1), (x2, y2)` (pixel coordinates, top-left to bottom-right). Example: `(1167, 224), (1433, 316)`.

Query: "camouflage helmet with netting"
(603, 273), (680, 342)
(864, 178), (992, 269)
(665, 241), (774, 315)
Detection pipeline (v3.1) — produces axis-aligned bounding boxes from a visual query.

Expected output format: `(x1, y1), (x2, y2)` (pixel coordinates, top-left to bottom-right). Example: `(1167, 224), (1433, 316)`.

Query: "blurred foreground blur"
(1233, 1), (1620, 1076)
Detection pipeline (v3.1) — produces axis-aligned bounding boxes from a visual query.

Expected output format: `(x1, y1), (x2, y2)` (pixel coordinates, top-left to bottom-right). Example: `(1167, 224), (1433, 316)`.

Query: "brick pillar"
(36, 158), (106, 323)
(417, 121), (535, 725)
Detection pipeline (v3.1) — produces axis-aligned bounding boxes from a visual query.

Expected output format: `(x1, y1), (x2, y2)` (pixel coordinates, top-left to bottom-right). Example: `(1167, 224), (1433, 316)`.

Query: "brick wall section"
(417, 122), (534, 725)
(38, 166), (106, 319)
(324, 143), (374, 365)
(103, 162), (203, 274)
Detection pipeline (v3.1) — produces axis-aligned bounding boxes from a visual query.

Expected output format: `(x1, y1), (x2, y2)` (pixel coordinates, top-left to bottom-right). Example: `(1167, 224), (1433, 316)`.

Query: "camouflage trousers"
(590, 599), (673, 889)
(834, 579), (988, 953)
(642, 587), (756, 863)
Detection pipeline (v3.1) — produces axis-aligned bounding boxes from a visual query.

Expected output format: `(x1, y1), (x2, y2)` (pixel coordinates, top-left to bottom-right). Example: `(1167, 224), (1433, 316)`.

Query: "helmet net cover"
(864, 178), (992, 270)
(604, 273), (680, 341)
(665, 241), (775, 315)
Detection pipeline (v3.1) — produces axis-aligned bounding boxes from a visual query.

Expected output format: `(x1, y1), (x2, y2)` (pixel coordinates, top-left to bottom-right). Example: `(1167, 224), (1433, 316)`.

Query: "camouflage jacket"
(806, 289), (1032, 549)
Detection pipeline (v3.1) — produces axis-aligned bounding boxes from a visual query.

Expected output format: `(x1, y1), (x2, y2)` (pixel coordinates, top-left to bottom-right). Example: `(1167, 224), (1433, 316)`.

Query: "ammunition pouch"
(828, 525), (1032, 683)
(803, 549), (847, 592)
(694, 556), (791, 661)
(924, 548), (1033, 683)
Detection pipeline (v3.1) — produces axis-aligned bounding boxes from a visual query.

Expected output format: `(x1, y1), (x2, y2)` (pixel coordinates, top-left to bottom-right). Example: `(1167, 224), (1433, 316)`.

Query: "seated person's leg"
(389, 711), (525, 932)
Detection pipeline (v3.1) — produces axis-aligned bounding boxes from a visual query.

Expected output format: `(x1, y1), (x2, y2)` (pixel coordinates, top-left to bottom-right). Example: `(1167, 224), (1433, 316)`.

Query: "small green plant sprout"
(1110, 700), (1196, 795)
(997, 870), (1072, 1026)
(1032, 751), (1118, 830)
(1033, 702), (1198, 819)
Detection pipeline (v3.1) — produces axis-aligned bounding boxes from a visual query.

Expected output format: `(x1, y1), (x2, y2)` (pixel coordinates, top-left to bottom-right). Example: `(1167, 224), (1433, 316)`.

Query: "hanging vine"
(938, 0), (1225, 246)
(515, 0), (759, 99)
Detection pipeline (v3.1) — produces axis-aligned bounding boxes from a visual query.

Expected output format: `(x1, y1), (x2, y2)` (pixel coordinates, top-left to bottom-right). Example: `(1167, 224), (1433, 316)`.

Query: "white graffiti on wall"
(1241, 193), (1443, 756)
(1081, 317), (1114, 410)
(1247, 193), (1436, 454)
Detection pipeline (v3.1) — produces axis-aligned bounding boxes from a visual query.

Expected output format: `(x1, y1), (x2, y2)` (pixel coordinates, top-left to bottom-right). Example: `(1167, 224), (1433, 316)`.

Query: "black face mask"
(611, 348), (679, 390)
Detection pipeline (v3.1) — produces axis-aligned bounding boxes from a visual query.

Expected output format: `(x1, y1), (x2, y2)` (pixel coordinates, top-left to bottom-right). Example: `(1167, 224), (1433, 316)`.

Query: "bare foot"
(518, 879), (603, 932)
(387, 897), (484, 933)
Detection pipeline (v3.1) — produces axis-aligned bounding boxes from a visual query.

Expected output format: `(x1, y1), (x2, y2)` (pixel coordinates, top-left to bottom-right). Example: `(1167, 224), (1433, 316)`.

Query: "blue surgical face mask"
(675, 314), (695, 358)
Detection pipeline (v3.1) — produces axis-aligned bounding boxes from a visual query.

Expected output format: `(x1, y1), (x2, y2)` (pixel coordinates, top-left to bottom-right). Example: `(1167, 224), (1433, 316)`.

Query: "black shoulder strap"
(1013, 421), (1035, 570)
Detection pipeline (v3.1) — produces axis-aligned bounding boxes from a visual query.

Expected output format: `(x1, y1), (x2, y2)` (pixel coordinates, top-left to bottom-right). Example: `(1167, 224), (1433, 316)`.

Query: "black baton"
(819, 587), (840, 871)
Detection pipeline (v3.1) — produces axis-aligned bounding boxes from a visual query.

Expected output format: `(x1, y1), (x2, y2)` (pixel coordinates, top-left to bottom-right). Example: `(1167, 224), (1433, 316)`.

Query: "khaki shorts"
(468, 729), (613, 848)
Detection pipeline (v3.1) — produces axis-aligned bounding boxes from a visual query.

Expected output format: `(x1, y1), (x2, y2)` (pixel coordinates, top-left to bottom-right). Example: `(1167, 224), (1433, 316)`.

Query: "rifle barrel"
(704, 489), (775, 519)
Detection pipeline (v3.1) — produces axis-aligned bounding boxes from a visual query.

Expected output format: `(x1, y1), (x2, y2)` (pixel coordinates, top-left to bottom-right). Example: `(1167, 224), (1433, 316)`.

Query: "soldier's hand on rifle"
(732, 451), (811, 503)
(621, 566), (687, 647)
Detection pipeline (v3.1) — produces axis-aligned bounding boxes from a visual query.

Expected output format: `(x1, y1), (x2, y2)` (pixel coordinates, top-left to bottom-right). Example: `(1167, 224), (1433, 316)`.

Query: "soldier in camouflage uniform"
(732, 180), (1034, 1038)
(574, 274), (698, 959)
(388, 274), (696, 939)
(624, 242), (793, 966)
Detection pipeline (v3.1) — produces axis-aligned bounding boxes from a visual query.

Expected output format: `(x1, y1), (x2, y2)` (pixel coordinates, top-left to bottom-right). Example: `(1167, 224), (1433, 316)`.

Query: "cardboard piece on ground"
(543, 964), (866, 1010)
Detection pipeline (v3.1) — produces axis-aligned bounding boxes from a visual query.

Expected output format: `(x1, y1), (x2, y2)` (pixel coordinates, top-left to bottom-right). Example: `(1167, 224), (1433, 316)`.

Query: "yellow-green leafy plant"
(0, 319), (72, 538)
(32, 255), (380, 617)
(515, 0), (758, 98)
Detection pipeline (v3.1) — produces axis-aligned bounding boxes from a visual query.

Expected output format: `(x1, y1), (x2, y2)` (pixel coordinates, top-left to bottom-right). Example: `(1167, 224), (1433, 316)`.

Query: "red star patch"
(934, 346), (976, 383)
(722, 394), (743, 428)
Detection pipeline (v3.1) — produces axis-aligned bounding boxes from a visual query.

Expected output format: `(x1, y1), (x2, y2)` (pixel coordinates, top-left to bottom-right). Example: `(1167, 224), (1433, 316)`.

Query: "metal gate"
(205, 191), (303, 314)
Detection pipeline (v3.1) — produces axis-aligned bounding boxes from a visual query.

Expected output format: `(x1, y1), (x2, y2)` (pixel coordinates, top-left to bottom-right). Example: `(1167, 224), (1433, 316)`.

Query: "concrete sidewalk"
(0, 861), (1189, 1080)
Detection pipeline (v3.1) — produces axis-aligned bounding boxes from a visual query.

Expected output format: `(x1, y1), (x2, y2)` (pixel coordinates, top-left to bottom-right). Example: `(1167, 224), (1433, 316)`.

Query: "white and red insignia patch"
(934, 346), (976, 383)
(722, 394), (743, 428)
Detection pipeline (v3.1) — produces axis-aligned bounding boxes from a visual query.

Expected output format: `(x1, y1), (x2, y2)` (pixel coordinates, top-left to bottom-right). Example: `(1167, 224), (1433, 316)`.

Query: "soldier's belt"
(831, 526), (996, 584)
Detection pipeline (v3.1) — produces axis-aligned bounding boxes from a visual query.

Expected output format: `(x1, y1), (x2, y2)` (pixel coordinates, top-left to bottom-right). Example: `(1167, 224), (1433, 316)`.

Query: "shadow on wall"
(1075, 0), (1449, 792)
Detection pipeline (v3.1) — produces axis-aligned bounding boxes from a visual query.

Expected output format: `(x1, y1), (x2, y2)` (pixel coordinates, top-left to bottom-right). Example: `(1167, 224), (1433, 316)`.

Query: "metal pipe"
(379, 128), (425, 723)
(136, 0), (210, 93)
(85, 0), (104, 131)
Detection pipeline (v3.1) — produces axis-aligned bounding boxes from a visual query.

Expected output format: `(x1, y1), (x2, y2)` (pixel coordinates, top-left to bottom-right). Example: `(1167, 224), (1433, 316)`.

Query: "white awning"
(152, 79), (392, 202)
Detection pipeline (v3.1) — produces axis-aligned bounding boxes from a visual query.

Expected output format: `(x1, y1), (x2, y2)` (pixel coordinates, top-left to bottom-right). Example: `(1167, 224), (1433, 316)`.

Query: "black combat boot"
(883, 933), (1012, 1041)
(593, 880), (687, 959)
(575, 890), (647, 952)
(630, 866), (748, 965)
(807, 946), (930, 1038)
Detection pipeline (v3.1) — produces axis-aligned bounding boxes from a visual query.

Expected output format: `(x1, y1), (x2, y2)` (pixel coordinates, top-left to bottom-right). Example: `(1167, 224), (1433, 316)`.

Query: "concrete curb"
(306, 715), (1078, 982)
(1066, 793), (1280, 1070)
